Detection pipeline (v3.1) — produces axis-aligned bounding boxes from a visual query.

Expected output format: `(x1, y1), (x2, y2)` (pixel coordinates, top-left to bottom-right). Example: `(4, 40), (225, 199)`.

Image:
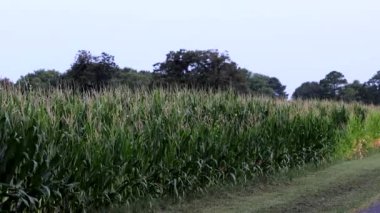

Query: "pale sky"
(1, 0), (380, 95)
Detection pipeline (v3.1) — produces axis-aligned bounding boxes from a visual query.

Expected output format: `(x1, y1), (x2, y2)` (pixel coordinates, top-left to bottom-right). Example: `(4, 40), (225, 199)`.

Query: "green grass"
(166, 152), (380, 213)
(1, 87), (380, 211)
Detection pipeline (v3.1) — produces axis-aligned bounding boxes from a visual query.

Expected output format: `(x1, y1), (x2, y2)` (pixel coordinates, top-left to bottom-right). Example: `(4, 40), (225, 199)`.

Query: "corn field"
(1, 88), (380, 211)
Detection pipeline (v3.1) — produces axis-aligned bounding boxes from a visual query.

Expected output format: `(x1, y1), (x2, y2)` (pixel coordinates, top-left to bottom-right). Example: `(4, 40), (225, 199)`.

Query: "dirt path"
(361, 203), (380, 213)
(164, 153), (380, 213)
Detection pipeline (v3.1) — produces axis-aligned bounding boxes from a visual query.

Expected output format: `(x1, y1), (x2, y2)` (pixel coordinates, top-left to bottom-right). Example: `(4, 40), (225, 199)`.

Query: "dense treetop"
(2, 49), (380, 104)
(2, 50), (287, 98)
(292, 71), (380, 105)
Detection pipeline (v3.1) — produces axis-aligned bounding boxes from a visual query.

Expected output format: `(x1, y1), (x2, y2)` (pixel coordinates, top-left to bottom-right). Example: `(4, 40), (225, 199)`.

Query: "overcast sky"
(1, 0), (380, 95)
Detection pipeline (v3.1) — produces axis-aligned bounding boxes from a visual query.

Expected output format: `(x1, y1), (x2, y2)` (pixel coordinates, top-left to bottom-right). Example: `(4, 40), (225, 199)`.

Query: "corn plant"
(1, 87), (380, 211)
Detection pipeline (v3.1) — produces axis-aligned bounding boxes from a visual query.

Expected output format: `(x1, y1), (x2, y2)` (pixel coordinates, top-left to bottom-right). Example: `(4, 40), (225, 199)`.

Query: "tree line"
(1, 49), (380, 105)
(0, 49), (288, 98)
(293, 71), (380, 105)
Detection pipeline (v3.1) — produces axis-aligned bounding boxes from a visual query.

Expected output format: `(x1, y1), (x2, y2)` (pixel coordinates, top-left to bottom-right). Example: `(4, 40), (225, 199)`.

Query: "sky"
(1, 0), (380, 95)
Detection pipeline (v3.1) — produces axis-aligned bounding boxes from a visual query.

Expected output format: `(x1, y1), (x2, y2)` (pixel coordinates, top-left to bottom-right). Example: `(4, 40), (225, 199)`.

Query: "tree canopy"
(293, 70), (380, 105)
(9, 49), (380, 105)
(63, 50), (119, 90)
(112, 68), (153, 89)
(319, 71), (348, 100)
(153, 49), (249, 92)
(361, 71), (380, 105)
(5, 49), (290, 99)
(16, 69), (61, 90)
(292, 82), (323, 100)
(152, 49), (287, 97)
(0, 78), (13, 90)
(247, 73), (287, 98)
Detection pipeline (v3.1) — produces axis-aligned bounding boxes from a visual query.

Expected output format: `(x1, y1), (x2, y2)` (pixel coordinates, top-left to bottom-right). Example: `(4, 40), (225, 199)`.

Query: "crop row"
(1, 88), (380, 211)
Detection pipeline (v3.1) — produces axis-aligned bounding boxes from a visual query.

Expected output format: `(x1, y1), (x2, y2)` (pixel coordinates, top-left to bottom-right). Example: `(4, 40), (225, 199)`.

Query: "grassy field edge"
(155, 151), (380, 213)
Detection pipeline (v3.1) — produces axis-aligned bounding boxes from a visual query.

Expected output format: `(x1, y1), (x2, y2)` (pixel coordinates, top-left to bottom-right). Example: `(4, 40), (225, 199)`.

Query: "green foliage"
(335, 105), (380, 158)
(361, 71), (380, 105)
(0, 78), (13, 90)
(153, 49), (249, 92)
(153, 49), (288, 97)
(319, 71), (348, 100)
(111, 68), (153, 89)
(10, 49), (290, 99)
(247, 73), (288, 98)
(294, 72), (365, 103)
(293, 71), (380, 105)
(1, 88), (380, 211)
(16, 69), (61, 91)
(292, 82), (323, 100)
(341, 80), (364, 103)
(63, 50), (119, 90)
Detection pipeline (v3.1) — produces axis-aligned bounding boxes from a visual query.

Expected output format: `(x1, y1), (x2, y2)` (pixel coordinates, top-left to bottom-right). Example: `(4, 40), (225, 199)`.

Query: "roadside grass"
(105, 151), (361, 212)
(158, 150), (380, 213)
(108, 160), (333, 212)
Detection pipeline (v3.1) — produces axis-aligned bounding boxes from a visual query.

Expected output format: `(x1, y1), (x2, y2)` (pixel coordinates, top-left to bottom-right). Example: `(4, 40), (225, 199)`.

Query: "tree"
(340, 80), (364, 103)
(111, 68), (153, 88)
(248, 73), (288, 98)
(319, 71), (347, 100)
(153, 49), (249, 92)
(292, 81), (323, 100)
(362, 71), (380, 105)
(16, 69), (61, 90)
(0, 78), (13, 90)
(63, 50), (119, 90)
(268, 77), (287, 98)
